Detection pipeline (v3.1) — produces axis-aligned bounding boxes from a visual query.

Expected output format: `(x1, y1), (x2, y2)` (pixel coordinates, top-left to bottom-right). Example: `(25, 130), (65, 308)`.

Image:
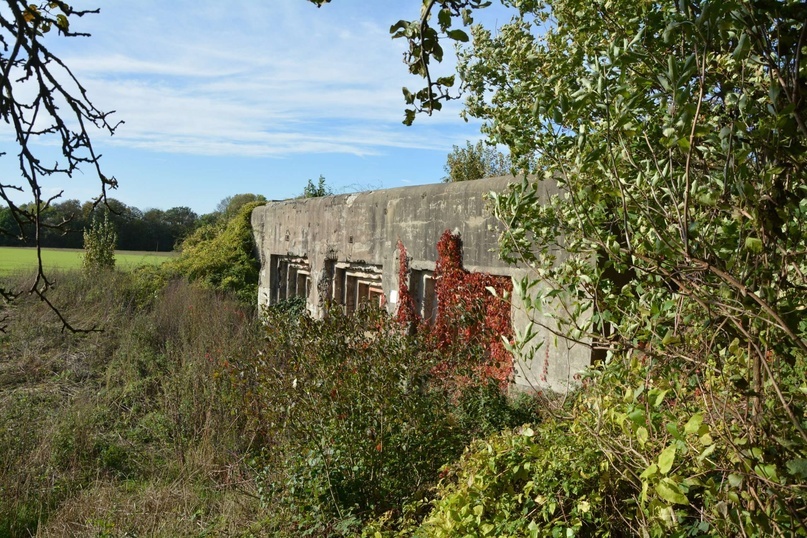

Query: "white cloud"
(52, 0), (484, 158)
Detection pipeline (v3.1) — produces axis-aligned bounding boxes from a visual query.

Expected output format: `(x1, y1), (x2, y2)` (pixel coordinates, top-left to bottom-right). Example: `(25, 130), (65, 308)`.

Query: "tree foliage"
(0, 198), (201, 251)
(215, 193), (267, 222)
(81, 212), (116, 272)
(454, 0), (807, 534)
(302, 175), (333, 198)
(442, 139), (510, 182)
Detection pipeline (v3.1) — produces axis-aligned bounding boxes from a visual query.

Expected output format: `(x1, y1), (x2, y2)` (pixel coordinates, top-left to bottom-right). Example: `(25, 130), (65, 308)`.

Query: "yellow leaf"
(658, 445), (676, 475)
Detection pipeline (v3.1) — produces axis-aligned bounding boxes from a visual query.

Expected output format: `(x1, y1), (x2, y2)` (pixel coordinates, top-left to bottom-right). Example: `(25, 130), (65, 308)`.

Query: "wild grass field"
(0, 247), (176, 275)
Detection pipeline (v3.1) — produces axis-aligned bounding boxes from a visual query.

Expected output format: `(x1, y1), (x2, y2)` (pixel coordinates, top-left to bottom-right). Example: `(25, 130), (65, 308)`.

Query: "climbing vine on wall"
(397, 230), (514, 387)
(396, 239), (419, 328)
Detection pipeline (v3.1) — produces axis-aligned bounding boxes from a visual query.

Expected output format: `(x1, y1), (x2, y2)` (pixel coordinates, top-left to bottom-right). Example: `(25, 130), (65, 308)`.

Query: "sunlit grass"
(0, 247), (176, 275)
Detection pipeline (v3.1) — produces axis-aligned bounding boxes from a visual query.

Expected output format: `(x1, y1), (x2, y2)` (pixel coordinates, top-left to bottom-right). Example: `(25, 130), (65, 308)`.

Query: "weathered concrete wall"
(251, 176), (591, 393)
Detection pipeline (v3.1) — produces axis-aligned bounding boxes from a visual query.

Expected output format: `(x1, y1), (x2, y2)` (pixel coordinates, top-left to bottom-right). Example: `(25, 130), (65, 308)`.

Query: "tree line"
(0, 193), (266, 252)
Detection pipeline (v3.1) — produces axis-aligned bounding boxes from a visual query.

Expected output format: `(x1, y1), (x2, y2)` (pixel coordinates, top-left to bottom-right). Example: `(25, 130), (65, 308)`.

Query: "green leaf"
(390, 20), (407, 37)
(732, 33), (750, 60)
(636, 426), (648, 447)
(436, 75), (456, 87)
(697, 443), (715, 462)
(786, 458), (807, 479)
(55, 13), (68, 31)
(640, 463), (658, 479)
(728, 473), (743, 487)
(745, 236), (763, 253)
(656, 480), (688, 504)
(649, 388), (668, 407)
(447, 29), (469, 42)
(658, 445), (676, 475)
(754, 464), (779, 482)
(661, 332), (680, 346)
(438, 8), (451, 30)
(665, 422), (681, 439)
(684, 413), (703, 435)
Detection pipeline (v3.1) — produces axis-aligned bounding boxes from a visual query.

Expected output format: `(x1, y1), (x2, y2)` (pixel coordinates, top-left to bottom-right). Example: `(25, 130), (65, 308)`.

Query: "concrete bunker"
(251, 176), (593, 393)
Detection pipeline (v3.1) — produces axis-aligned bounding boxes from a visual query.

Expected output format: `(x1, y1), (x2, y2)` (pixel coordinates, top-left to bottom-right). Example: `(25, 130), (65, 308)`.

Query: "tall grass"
(0, 270), (264, 537)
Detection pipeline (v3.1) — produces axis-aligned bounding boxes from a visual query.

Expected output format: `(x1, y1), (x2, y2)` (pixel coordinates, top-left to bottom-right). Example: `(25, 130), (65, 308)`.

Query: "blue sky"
(1, 1), (516, 215)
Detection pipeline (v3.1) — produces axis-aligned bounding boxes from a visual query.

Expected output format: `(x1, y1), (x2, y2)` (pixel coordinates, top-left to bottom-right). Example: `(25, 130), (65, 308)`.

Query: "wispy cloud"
(56, 0), (483, 158)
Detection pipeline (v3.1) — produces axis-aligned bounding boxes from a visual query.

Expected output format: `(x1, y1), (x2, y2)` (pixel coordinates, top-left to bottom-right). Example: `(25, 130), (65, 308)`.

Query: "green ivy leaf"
(754, 463), (779, 483)
(786, 458), (807, 479)
(745, 236), (763, 253)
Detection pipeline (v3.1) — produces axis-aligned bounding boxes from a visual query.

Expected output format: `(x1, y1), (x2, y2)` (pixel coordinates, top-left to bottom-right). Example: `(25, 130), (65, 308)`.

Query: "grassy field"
(0, 246), (176, 275)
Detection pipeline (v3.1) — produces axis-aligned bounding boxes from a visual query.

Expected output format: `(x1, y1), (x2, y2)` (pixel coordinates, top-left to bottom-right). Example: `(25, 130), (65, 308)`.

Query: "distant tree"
(302, 175), (332, 198)
(215, 193), (267, 222)
(163, 206), (198, 244)
(41, 199), (85, 248)
(443, 140), (511, 182)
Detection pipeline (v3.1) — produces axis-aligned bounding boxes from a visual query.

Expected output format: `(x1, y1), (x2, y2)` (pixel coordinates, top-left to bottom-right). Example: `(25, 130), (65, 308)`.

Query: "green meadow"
(0, 246), (176, 275)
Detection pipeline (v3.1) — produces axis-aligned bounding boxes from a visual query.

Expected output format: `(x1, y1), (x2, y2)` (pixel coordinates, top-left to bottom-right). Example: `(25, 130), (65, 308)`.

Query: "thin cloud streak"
(55, 0), (483, 159)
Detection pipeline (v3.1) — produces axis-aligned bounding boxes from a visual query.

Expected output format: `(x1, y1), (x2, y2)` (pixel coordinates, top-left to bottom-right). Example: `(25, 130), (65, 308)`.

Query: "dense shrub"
(234, 306), (459, 535)
(167, 200), (265, 304)
(384, 347), (806, 538)
(229, 304), (534, 537)
(417, 422), (614, 537)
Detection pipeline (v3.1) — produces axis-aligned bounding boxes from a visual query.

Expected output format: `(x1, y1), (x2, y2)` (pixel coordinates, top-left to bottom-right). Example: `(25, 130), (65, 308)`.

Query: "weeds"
(0, 270), (264, 536)
(0, 268), (539, 537)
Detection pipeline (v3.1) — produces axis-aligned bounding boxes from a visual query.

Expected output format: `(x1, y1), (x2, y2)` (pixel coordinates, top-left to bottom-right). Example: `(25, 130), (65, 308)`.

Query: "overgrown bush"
(408, 347), (806, 537)
(167, 200), (265, 304)
(229, 304), (534, 537)
(462, 0), (807, 535)
(82, 212), (117, 272)
(416, 422), (614, 537)
(235, 306), (457, 535)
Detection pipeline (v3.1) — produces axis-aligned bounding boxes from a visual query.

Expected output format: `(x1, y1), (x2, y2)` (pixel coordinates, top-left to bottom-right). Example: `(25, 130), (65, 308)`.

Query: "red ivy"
(396, 239), (420, 327)
(397, 230), (514, 389)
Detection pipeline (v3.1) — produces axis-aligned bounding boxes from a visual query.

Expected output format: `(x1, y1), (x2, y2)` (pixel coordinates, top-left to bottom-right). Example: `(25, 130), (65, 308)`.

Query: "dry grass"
(0, 270), (267, 537)
(37, 479), (262, 537)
